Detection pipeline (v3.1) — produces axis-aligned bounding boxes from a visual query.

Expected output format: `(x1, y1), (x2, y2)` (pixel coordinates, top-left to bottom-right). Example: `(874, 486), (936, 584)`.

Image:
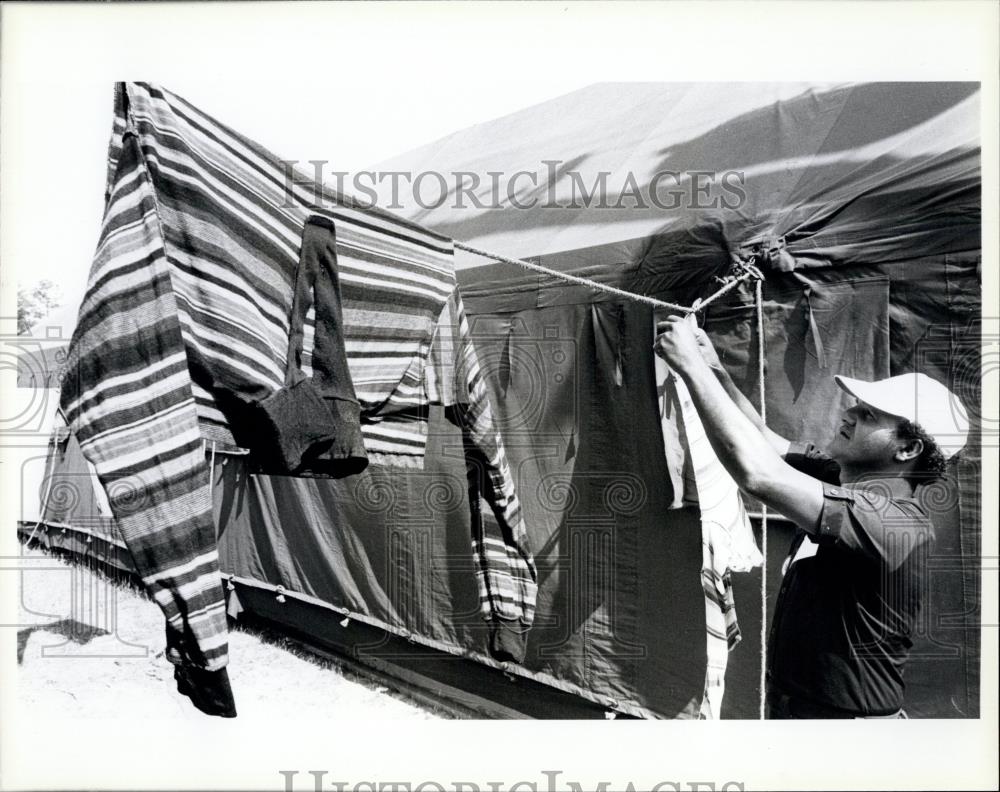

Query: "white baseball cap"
(834, 372), (970, 460)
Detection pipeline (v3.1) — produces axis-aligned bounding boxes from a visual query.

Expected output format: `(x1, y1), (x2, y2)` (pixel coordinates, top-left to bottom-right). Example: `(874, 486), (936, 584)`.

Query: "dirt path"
(14, 546), (438, 721)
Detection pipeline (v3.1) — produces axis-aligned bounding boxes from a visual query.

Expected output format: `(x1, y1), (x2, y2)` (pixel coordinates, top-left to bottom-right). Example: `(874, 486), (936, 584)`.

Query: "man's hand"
(654, 314), (706, 373)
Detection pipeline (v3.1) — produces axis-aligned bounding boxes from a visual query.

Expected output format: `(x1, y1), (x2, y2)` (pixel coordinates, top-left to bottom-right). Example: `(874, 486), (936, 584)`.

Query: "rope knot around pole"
(686, 259), (765, 315)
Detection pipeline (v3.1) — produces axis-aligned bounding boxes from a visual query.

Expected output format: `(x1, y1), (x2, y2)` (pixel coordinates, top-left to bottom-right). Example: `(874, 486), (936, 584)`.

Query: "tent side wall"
(24, 81), (981, 719)
(454, 242), (982, 719)
(211, 349), (712, 718)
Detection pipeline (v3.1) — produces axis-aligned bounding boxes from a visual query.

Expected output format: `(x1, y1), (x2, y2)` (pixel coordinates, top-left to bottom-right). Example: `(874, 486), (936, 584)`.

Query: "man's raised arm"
(686, 322), (791, 456)
(655, 315), (823, 533)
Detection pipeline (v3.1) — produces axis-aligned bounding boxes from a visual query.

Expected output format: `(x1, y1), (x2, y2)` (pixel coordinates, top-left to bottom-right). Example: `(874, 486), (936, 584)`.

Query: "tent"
(371, 81), (983, 719)
(23, 82), (982, 718)
(16, 303), (130, 572)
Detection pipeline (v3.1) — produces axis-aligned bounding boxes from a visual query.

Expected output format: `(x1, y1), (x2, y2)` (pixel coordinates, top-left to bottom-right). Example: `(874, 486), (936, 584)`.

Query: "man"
(654, 314), (968, 718)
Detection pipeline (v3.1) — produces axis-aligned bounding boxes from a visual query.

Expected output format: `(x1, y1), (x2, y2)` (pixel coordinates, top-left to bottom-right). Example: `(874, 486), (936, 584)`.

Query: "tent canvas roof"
(372, 82), (980, 274)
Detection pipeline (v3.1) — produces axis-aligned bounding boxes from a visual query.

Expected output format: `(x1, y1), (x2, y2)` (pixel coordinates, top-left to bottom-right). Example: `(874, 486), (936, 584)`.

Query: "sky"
(2, 20), (593, 317)
(2, 2), (996, 325)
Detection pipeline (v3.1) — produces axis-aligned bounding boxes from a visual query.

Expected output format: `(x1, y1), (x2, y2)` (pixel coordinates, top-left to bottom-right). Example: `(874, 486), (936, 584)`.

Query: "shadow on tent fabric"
(418, 83), (978, 254)
(652, 82), (978, 175)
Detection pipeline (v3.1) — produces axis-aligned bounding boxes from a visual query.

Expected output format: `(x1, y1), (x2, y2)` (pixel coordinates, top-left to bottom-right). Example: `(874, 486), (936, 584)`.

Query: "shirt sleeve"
(784, 442), (843, 484)
(814, 484), (935, 570)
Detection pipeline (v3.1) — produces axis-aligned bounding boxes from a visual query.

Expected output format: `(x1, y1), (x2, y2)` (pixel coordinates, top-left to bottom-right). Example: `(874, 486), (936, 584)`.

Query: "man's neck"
(839, 467), (915, 498)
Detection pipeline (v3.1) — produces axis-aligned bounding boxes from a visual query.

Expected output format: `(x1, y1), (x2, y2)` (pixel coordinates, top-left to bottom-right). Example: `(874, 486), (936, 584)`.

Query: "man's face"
(826, 399), (906, 469)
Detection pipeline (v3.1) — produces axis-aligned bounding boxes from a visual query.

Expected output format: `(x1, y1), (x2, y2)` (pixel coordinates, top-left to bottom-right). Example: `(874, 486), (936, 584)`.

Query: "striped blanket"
(60, 83), (537, 680)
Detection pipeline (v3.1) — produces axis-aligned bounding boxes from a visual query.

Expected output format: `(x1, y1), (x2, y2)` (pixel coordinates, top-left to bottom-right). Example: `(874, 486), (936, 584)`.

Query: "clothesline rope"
(455, 241), (763, 314)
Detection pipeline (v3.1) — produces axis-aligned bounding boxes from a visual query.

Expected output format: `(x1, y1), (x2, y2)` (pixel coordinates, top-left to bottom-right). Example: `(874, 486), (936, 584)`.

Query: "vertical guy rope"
(755, 277), (768, 720)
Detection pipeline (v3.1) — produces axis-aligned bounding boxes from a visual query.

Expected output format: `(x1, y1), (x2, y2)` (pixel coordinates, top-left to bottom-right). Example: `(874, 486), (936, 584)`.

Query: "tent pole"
(25, 430), (60, 547)
(755, 277), (768, 720)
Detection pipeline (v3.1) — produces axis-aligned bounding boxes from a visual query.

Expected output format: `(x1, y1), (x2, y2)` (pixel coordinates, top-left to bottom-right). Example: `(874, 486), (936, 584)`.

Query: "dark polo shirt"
(766, 443), (935, 717)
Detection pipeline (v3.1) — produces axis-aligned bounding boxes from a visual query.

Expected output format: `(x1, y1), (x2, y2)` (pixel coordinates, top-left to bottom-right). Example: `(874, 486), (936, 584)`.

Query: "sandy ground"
(13, 546), (439, 721)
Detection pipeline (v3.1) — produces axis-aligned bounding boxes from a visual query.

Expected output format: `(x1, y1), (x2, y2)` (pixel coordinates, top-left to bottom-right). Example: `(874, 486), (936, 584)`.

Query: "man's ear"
(895, 437), (924, 463)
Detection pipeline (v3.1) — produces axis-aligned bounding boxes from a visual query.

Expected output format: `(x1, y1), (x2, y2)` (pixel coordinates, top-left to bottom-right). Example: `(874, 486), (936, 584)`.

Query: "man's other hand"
(654, 314), (704, 372)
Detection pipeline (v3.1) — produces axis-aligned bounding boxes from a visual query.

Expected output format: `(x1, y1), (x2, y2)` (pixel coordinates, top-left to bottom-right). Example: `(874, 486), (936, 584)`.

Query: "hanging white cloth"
(654, 326), (763, 719)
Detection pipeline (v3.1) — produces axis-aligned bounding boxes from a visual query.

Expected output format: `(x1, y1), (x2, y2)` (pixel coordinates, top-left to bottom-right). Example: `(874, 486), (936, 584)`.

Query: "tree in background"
(18, 279), (62, 335)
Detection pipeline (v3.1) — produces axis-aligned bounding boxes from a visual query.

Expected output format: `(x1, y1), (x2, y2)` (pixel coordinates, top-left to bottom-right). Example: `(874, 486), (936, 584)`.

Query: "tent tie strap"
(455, 241), (763, 314)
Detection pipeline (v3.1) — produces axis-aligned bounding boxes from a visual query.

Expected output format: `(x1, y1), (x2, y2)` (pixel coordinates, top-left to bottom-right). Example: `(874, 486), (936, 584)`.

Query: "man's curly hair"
(897, 418), (947, 479)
